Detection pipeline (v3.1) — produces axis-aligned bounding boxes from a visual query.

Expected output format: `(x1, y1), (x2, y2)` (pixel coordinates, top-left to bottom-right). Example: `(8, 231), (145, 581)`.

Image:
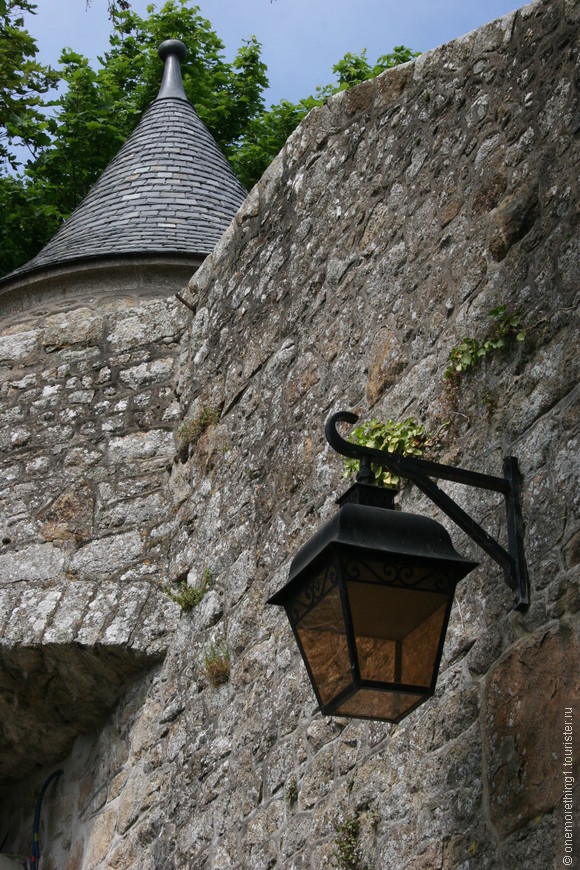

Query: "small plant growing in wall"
(333, 814), (369, 870)
(163, 568), (211, 611)
(177, 405), (219, 447)
(444, 304), (526, 395)
(203, 636), (230, 687)
(343, 417), (431, 487)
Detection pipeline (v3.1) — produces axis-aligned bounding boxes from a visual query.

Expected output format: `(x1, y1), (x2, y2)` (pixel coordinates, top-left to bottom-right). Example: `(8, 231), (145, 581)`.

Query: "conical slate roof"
(2, 40), (246, 285)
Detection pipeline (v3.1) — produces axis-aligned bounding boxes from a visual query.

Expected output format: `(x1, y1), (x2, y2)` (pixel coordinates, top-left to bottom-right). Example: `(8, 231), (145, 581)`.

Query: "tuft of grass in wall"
(203, 637), (230, 687)
(164, 568), (211, 611)
(343, 417), (431, 487)
(333, 814), (369, 870)
(178, 405), (219, 447)
(444, 305), (526, 405)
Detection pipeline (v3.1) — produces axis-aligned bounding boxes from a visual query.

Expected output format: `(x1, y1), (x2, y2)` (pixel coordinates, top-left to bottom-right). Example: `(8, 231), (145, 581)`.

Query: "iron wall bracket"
(325, 411), (529, 611)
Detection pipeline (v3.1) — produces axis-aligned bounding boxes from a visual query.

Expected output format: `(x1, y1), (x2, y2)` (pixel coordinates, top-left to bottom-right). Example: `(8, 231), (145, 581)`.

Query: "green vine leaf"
(444, 305), (527, 383)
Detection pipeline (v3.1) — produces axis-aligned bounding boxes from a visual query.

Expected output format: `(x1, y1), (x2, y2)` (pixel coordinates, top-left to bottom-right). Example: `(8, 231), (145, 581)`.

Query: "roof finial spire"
(157, 39), (188, 101)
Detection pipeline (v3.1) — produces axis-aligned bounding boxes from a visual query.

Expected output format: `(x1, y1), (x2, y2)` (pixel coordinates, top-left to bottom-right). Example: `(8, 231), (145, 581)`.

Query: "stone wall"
(0, 292), (189, 783)
(1, 0), (579, 867)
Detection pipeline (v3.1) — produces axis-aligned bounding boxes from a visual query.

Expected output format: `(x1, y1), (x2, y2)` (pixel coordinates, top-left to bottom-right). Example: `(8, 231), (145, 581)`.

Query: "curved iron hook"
(324, 410), (403, 473)
(324, 410), (360, 459)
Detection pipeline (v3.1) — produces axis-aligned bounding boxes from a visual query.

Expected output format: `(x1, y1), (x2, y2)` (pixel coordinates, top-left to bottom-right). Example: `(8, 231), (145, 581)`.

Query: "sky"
(24, 0), (524, 107)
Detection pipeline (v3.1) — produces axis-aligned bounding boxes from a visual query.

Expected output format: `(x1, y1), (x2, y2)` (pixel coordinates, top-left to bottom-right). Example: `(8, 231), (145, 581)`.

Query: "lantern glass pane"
(333, 687), (425, 722)
(402, 601), (447, 686)
(347, 578), (449, 689)
(296, 583), (352, 706)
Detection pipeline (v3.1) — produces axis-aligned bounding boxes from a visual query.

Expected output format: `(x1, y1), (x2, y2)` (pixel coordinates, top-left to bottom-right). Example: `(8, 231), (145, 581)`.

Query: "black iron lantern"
(268, 411), (529, 723)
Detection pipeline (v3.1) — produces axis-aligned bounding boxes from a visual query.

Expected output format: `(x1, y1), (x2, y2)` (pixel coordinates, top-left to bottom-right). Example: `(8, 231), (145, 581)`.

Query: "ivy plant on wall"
(343, 417), (431, 487)
(444, 305), (527, 408)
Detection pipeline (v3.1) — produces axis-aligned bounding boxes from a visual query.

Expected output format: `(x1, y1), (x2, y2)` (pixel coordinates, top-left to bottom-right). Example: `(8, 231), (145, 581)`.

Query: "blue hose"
(31, 770), (63, 868)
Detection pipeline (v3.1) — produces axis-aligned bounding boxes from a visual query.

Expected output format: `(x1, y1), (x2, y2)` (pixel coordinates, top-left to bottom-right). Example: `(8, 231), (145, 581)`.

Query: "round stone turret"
(0, 38), (247, 315)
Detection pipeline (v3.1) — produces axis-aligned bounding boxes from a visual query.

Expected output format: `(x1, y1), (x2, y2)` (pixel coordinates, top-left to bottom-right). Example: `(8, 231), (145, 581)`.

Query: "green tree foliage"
(0, 174), (61, 275)
(0, 0), (418, 277)
(0, 0), (58, 169)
